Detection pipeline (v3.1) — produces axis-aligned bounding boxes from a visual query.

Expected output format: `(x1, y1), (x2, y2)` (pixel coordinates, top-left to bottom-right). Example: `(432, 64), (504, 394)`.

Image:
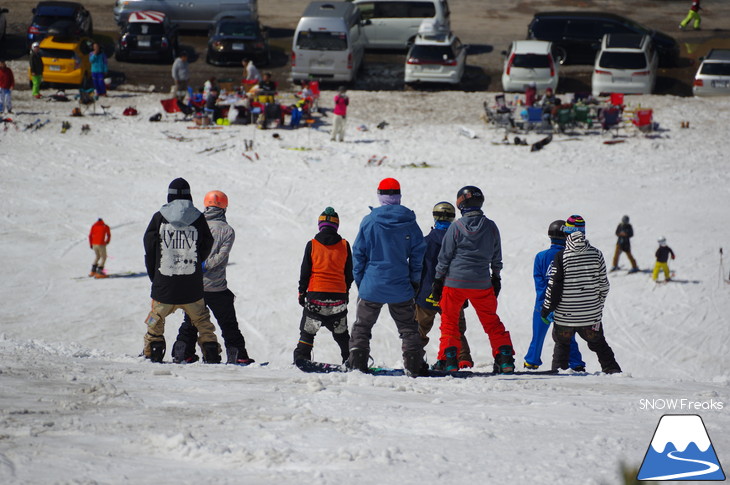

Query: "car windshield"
(296, 31), (347, 51)
(599, 52), (647, 70)
(128, 23), (165, 35)
(41, 48), (76, 59)
(35, 6), (75, 24)
(218, 22), (258, 38)
(409, 44), (454, 62)
(512, 53), (550, 68)
(700, 62), (730, 76)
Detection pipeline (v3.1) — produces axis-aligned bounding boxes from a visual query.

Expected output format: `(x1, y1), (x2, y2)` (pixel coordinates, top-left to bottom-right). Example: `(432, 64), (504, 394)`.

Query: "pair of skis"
(23, 119), (51, 132)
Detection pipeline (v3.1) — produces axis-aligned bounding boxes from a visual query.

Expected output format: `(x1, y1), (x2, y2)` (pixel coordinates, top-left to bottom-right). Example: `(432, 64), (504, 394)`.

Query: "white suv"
(501, 40), (558, 92)
(591, 33), (658, 97)
(693, 49), (730, 97)
(404, 19), (466, 85)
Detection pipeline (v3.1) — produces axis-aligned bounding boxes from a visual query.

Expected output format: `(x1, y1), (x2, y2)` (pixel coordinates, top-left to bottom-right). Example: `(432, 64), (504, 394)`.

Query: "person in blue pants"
(524, 220), (585, 371)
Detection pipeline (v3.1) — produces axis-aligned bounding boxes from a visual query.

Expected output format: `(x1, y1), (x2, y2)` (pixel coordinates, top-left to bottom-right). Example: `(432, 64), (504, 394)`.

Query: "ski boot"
(627, 267), (640, 274)
(89, 264), (98, 277)
(201, 342), (221, 364)
(149, 341), (166, 363)
(493, 345), (515, 374)
(94, 266), (108, 279)
(346, 348), (369, 373)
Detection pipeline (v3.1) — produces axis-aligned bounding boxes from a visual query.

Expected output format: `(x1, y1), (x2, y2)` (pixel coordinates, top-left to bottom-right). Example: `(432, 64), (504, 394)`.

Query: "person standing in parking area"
(89, 43), (108, 96)
(679, 0), (702, 31)
(0, 60), (15, 114)
(171, 51), (190, 100)
(29, 42), (44, 99)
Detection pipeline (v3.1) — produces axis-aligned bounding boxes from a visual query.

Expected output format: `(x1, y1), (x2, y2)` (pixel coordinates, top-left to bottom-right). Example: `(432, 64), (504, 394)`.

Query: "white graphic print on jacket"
(159, 223), (198, 276)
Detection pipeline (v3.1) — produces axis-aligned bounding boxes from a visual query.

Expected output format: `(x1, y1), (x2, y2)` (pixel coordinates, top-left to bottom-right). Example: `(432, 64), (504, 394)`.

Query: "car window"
(565, 20), (599, 39)
(128, 23), (165, 35)
(513, 53), (550, 68)
(530, 18), (566, 39)
(409, 44), (454, 61)
(372, 2), (435, 19)
(41, 48), (76, 59)
(599, 51), (648, 69)
(219, 22), (258, 38)
(700, 62), (730, 76)
(296, 31), (347, 51)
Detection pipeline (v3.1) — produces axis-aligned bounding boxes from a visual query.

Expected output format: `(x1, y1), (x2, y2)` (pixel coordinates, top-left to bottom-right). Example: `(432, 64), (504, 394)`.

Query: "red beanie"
(377, 178), (401, 194)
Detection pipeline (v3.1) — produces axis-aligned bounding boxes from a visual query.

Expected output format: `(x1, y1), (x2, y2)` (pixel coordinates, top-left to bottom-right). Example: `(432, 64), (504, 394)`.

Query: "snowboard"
(531, 134), (553, 152)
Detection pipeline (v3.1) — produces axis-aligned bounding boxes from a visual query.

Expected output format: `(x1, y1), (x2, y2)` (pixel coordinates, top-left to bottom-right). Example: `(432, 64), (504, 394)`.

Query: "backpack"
(123, 107), (138, 116)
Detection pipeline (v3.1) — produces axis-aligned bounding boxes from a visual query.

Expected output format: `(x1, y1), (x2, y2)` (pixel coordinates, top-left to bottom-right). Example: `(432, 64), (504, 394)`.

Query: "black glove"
(431, 278), (444, 302)
(540, 307), (550, 319)
(298, 292), (306, 307)
(491, 274), (501, 298)
(411, 281), (420, 295)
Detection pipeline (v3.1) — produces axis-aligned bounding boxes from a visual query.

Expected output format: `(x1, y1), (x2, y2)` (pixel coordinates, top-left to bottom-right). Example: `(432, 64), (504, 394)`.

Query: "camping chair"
(555, 108), (575, 133)
(573, 104), (594, 130)
(632, 109), (654, 134)
(77, 87), (97, 114)
(518, 106), (547, 132)
(599, 107), (622, 136)
(160, 97), (194, 121)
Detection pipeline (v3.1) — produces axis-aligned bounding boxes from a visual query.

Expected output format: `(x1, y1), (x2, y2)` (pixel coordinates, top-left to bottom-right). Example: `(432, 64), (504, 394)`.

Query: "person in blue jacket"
(523, 220), (585, 371)
(89, 42), (108, 96)
(415, 201), (473, 369)
(348, 178), (427, 376)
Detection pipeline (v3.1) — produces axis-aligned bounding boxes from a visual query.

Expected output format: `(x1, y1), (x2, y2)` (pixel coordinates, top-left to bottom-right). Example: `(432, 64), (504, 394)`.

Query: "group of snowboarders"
(100, 176), (680, 375)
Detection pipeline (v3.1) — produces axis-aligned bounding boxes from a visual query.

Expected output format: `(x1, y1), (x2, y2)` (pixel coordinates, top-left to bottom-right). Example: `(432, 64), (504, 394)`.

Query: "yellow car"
(30, 35), (93, 87)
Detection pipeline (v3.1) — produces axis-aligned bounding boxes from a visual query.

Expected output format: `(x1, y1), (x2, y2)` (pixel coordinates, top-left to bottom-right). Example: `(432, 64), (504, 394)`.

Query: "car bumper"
(120, 48), (173, 60)
(405, 66), (463, 84)
(502, 76), (558, 92)
(207, 50), (265, 66)
(592, 77), (653, 97)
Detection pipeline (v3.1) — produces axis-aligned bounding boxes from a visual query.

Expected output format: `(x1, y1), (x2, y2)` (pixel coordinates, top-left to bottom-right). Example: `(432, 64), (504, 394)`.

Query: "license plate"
(138, 39), (151, 47)
(712, 80), (729, 88)
(232, 43), (244, 51)
(614, 77), (630, 83)
(49, 65), (61, 71)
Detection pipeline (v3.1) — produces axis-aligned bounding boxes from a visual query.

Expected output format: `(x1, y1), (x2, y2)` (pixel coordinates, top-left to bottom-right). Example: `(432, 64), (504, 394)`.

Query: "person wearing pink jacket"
(331, 86), (349, 142)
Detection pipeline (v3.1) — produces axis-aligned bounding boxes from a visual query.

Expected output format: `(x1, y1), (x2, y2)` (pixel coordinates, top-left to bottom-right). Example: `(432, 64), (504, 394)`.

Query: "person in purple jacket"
(330, 86), (349, 142)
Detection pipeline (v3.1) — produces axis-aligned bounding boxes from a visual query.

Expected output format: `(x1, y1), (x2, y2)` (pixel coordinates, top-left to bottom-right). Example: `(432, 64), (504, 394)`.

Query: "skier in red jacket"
(88, 218), (111, 278)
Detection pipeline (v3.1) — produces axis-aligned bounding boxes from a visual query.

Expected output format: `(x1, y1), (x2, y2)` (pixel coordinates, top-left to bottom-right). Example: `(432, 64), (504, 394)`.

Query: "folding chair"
(518, 106), (547, 132)
(599, 107), (622, 136)
(77, 87), (97, 114)
(573, 104), (594, 129)
(632, 109), (653, 134)
(609, 92), (624, 108)
(555, 108), (575, 133)
(160, 97), (193, 121)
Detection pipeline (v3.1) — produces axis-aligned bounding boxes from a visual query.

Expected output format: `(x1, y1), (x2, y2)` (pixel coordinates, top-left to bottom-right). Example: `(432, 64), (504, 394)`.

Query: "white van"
(352, 0), (450, 49)
(113, 0), (257, 30)
(291, 2), (365, 83)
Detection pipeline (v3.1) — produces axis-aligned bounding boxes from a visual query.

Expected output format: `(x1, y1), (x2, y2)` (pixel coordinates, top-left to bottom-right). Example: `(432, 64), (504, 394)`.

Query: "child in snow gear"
(88, 218), (111, 278)
(416, 201), (474, 370)
(173, 190), (254, 364)
(612, 215), (639, 273)
(349, 178), (427, 376)
(431, 186), (516, 374)
(652, 237), (676, 282)
(294, 207), (353, 364)
(0, 60), (15, 114)
(679, 0), (701, 30)
(141, 178), (221, 363)
(330, 86), (348, 142)
(542, 215), (621, 374)
(524, 220), (585, 371)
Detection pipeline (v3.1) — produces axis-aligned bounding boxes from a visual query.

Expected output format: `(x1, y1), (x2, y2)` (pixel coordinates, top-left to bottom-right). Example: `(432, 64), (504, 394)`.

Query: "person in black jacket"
(29, 42), (44, 99)
(142, 178), (221, 363)
(294, 207), (353, 364)
(611, 215), (639, 273)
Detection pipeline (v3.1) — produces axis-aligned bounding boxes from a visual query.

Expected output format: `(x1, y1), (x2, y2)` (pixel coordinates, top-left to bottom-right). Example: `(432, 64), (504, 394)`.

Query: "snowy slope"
(0, 87), (729, 484)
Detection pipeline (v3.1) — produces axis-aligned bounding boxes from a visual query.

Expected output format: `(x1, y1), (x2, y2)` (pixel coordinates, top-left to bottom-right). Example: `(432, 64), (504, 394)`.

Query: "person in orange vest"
(294, 207), (353, 364)
(88, 218), (111, 278)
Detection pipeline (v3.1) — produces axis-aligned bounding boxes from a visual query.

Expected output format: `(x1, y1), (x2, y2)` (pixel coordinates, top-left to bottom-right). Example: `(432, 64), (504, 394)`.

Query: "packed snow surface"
(1, 88), (729, 484)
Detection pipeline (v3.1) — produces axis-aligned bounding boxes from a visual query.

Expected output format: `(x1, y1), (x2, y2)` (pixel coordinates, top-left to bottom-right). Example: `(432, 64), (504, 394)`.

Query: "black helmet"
(456, 186), (484, 211)
(432, 201), (456, 222)
(548, 219), (566, 240)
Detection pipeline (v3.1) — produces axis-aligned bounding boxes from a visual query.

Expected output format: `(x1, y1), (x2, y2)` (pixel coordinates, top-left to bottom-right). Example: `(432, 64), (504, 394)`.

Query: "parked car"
(404, 19), (465, 85)
(501, 40), (558, 92)
(527, 11), (678, 67)
(206, 16), (269, 66)
(27, 1), (92, 49)
(693, 49), (730, 97)
(114, 0), (257, 31)
(29, 34), (93, 87)
(116, 10), (177, 63)
(591, 34), (658, 97)
(0, 7), (8, 42)
(353, 0), (450, 50)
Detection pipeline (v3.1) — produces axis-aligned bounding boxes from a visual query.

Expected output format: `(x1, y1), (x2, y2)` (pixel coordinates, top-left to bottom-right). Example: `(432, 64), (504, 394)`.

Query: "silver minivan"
(113, 0), (257, 30)
(352, 0), (450, 49)
(291, 2), (365, 83)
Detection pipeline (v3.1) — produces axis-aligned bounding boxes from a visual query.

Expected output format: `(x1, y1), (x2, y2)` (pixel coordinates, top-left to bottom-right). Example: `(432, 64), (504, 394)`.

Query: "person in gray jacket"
(430, 186), (515, 374)
(171, 51), (190, 100)
(172, 190), (254, 364)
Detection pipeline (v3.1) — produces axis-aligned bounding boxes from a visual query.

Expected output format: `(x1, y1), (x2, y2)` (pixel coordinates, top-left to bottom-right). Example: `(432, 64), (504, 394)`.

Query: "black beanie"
(168, 177), (192, 202)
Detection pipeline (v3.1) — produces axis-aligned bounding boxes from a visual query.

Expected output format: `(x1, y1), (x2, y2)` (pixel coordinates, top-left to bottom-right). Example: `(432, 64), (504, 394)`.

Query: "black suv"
(27, 1), (93, 48)
(115, 11), (178, 63)
(527, 11), (678, 67)
(206, 16), (270, 66)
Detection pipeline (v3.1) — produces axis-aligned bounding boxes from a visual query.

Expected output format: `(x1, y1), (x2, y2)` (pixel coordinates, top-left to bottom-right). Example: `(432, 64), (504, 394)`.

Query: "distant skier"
(541, 215), (621, 374)
(415, 201), (473, 369)
(523, 220), (584, 371)
(141, 178), (221, 363)
(612, 215), (639, 273)
(652, 237), (676, 283)
(330, 86), (349, 142)
(679, 0), (702, 31)
(294, 207), (353, 364)
(348, 178), (427, 376)
(88, 218), (111, 278)
(430, 186), (516, 374)
(172, 190), (254, 364)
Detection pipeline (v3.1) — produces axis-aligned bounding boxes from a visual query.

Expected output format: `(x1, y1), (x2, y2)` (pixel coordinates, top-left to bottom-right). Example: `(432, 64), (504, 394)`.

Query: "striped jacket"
(542, 231), (609, 327)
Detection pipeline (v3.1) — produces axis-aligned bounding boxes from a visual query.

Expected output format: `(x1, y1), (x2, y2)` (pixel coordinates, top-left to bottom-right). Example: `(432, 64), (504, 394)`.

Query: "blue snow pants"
(524, 307), (584, 368)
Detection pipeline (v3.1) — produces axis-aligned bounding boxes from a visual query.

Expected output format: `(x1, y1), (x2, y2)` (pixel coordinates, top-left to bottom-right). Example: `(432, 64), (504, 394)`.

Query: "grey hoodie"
(201, 207), (234, 292)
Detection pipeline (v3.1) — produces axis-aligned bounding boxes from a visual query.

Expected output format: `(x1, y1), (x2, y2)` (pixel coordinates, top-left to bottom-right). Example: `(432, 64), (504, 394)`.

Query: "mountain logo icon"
(638, 414), (726, 481)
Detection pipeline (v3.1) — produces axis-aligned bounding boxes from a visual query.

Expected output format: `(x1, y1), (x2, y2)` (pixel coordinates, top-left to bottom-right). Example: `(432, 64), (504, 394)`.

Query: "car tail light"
(632, 71), (650, 76)
(161, 37), (169, 49)
(347, 53), (352, 69)
(291, 51), (296, 67)
(548, 55), (555, 77)
(28, 25), (40, 34)
(506, 53), (515, 75)
(407, 57), (420, 65)
(121, 36), (128, 48)
(594, 69), (611, 75)
(693, 79), (704, 87)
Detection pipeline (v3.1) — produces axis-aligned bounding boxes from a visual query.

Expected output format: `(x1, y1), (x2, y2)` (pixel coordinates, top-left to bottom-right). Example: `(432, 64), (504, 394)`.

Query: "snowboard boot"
(89, 264), (98, 277)
(227, 347), (255, 365)
(292, 340), (313, 364)
(403, 350), (428, 378)
(443, 346), (459, 372)
(149, 340), (166, 363)
(493, 345), (515, 374)
(94, 266), (108, 279)
(523, 361), (539, 370)
(201, 342), (221, 364)
(346, 348), (369, 373)
(172, 341), (199, 364)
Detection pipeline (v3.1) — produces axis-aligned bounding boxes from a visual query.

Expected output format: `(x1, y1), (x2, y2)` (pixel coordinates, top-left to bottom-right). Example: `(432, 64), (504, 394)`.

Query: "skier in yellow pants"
(679, 0), (701, 31)
(652, 237), (676, 282)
